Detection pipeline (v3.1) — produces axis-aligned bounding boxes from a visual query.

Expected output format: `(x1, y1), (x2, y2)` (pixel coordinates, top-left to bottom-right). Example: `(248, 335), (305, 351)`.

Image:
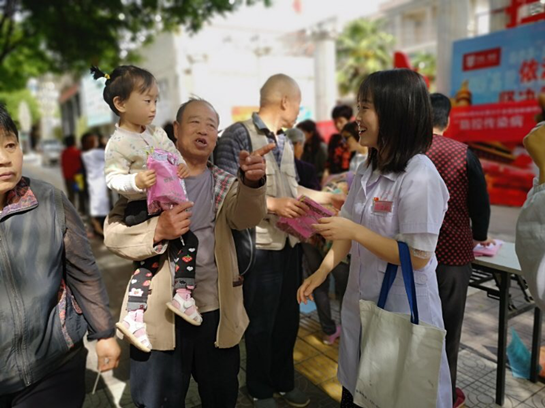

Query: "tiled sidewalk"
(82, 203), (545, 407)
(454, 283), (545, 408)
(83, 287), (545, 407)
(292, 286), (545, 407)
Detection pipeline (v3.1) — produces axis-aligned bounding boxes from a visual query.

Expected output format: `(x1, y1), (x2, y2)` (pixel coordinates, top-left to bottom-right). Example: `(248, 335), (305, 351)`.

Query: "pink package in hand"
(276, 196), (335, 242)
(146, 149), (188, 215)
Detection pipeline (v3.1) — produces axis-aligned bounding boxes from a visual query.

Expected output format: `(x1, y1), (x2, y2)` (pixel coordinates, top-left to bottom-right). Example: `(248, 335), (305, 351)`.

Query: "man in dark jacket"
(0, 105), (120, 407)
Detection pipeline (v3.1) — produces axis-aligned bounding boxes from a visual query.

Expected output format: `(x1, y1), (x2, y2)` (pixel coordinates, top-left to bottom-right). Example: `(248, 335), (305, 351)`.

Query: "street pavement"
(20, 156), (545, 407)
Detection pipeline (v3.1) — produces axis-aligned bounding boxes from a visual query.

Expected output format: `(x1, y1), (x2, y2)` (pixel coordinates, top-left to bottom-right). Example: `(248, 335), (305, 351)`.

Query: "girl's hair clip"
(90, 65), (111, 82)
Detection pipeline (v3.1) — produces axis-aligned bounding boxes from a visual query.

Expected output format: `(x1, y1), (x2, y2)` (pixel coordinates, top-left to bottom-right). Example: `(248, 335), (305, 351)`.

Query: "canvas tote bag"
(354, 242), (446, 408)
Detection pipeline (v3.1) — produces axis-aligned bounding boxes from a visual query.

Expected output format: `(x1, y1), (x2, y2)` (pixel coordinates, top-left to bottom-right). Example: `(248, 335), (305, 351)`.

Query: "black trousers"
(436, 262), (473, 402)
(130, 310), (240, 408)
(243, 243), (302, 399)
(340, 388), (363, 407)
(0, 347), (87, 408)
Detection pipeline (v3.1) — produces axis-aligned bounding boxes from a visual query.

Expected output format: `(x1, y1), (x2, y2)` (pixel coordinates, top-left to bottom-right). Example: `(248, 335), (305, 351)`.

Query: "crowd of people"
(1, 63), (544, 408)
(60, 130), (112, 237)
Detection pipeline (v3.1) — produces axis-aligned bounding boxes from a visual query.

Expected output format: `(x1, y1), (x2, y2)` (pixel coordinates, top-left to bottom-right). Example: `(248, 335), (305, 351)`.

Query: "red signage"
(316, 120), (337, 143)
(444, 100), (541, 143)
(444, 100), (541, 207)
(463, 48), (502, 71)
(506, 0), (545, 28)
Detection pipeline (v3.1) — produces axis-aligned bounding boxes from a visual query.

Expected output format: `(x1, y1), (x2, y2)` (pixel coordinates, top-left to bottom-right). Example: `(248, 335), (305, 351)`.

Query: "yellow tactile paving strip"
(295, 316), (342, 402)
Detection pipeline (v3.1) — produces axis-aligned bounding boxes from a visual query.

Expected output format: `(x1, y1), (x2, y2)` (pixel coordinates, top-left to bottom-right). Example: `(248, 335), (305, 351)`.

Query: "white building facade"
(139, 25), (318, 129)
(370, 0), (505, 93)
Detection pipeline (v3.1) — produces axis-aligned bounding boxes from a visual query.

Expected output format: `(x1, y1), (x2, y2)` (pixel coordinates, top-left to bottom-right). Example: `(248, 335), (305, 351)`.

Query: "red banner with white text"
(444, 100), (540, 143)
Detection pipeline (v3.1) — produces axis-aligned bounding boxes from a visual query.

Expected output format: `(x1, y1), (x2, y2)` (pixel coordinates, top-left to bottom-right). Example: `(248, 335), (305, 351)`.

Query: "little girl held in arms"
(92, 65), (202, 353)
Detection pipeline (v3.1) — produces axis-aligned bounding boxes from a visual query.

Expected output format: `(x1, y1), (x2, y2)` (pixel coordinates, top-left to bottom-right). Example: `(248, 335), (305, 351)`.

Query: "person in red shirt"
(60, 135), (85, 213)
(324, 105), (353, 182)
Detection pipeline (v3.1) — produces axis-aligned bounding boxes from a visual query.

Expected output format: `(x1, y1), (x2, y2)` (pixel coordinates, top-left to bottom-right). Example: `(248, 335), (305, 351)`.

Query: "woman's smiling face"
(355, 98), (379, 150)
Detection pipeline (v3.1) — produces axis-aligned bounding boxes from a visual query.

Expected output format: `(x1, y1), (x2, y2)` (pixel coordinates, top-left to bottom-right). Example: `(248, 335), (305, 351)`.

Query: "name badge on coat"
(372, 198), (393, 213)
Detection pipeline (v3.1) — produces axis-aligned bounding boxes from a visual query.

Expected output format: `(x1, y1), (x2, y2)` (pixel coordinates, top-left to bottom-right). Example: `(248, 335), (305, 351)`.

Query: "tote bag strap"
(376, 241), (420, 324)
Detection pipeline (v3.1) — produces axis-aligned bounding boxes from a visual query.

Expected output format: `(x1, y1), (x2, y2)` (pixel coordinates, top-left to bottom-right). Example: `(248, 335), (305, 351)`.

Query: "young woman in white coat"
(298, 69), (452, 407)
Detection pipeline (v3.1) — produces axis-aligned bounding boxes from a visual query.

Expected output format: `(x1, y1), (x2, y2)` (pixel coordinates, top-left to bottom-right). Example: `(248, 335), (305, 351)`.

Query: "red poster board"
(445, 100), (540, 143)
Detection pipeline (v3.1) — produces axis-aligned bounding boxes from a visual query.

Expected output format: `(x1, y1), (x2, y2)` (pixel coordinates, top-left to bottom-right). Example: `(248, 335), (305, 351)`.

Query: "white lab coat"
(337, 154), (453, 407)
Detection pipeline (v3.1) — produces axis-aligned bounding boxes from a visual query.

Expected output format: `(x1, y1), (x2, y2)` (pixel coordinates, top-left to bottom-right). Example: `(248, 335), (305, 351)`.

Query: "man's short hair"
(259, 74), (300, 107)
(331, 104), (353, 120)
(175, 97), (220, 124)
(64, 135), (76, 148)
(430, 93), (452, 131)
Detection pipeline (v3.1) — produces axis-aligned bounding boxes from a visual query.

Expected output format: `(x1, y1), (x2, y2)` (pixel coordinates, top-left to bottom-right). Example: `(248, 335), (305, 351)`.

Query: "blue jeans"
(243, 243), (302, 399)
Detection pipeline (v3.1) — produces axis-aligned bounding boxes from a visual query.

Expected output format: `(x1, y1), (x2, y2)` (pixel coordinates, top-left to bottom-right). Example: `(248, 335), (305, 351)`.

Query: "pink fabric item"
(276, 195), (335, 242)
(146, 149), (188, 214)
(473, 240), (503, 257)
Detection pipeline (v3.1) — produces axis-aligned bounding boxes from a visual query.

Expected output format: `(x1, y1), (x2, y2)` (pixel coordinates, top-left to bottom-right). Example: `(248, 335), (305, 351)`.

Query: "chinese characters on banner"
(447, 20), (545, 206)
(446, 100), (540, 142)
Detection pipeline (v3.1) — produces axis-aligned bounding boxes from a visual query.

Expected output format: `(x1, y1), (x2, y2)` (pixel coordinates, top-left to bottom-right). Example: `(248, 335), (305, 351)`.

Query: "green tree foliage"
(411, 51), (436, 88)
(0, 88), (41, 125)
(336, 19), (395, 96)
(0, 0), (270, 91)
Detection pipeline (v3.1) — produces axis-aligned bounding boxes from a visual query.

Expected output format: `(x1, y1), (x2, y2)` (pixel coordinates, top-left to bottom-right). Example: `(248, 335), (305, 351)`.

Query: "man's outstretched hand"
(239, 143), (275, 187)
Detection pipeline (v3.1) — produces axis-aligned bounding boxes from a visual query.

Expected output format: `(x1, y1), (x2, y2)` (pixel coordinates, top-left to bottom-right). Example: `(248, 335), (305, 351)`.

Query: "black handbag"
(232, 227), (256, 276)
(231, 126), (257, 277)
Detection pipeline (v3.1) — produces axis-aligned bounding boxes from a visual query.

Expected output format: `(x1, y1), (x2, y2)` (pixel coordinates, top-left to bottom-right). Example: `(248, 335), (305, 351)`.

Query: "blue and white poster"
(451, 20), (545, 105)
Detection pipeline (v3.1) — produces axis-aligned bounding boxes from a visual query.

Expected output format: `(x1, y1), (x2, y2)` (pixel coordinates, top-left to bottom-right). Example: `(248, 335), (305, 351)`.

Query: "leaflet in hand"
(276, 195), (335, 242)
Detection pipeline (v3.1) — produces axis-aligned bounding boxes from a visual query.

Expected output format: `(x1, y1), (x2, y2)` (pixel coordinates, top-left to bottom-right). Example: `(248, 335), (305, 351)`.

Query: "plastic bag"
(507, 328), (542, 379)
(146, 149), (188, 215)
